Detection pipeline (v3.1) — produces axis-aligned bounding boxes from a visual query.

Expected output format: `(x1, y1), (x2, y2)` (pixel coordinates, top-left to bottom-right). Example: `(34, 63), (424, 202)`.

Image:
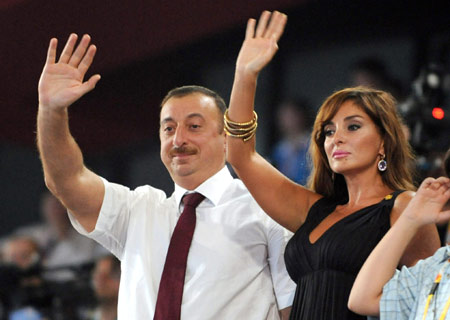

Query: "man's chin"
(171, 164), (195, 178)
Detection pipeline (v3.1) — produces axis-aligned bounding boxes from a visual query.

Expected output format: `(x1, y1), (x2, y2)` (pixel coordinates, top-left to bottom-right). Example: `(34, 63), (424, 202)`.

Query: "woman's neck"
(343, 171), (393, 208)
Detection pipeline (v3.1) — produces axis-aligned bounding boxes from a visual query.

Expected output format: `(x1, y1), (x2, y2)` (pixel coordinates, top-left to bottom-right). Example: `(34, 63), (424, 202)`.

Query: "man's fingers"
(58, 34), (78, 64)
(245, 19), (256, 40)
(255, 11), (271, 38)
(86, 74), (101, 90)
(69, 34), (92, 68)
(46, 38), (58, 65)
(76, 74), (101, 97)
(78, 44), (97, 76)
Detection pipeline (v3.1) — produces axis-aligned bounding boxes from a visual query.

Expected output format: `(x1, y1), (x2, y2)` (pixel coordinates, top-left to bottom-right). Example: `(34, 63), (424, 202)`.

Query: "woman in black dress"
(225, 11), (441, 319)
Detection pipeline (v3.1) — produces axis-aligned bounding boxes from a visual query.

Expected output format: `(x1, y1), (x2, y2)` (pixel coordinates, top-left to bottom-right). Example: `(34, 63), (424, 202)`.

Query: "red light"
(432, 107), (445, 120)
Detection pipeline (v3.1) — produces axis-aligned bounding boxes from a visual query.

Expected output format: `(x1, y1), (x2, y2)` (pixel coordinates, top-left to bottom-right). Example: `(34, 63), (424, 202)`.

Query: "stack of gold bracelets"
(224, 110), (258, 142)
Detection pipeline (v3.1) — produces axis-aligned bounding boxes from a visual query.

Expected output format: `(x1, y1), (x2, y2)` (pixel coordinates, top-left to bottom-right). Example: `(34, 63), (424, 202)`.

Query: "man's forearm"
(37, 106), (85, 193)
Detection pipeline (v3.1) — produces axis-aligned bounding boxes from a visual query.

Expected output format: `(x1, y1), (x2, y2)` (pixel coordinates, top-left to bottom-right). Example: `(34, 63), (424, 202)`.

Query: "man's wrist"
(38, 102), (69, 113)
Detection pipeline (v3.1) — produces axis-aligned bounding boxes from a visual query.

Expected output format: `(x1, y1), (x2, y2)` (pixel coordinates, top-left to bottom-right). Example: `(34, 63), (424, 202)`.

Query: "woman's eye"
(324, 128), (334, 136)
(348, 124), (361, 131)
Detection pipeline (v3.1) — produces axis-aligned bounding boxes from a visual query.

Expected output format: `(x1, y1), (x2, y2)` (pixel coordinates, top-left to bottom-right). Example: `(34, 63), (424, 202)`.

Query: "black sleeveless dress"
(285, 191), (403, 320)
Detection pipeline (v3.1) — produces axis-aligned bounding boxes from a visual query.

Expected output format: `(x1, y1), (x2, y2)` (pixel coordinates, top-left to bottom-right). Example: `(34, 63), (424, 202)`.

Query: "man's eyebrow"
(160, 113), (205, 125)
(186, 113), (205, 120)
(160, 117), (174, 125)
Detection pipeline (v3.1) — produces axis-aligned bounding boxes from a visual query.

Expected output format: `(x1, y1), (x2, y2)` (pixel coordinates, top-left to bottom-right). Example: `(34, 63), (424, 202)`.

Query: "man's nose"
(173, 126), (187, 148)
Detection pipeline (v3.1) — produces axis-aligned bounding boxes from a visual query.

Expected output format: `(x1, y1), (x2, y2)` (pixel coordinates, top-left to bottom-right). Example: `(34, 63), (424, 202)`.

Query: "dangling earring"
(378, 154), (387, 172)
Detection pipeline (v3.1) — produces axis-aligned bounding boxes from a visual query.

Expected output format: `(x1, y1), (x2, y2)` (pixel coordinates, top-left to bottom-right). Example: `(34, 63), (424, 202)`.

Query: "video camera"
(397, 61), (450, 178)
(398, 62), (450, 153)
(0, 262), (96, 320)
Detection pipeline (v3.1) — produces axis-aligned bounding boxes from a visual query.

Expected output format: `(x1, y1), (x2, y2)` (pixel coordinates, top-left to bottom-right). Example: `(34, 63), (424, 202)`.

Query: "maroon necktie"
(154, 192), (205, 320)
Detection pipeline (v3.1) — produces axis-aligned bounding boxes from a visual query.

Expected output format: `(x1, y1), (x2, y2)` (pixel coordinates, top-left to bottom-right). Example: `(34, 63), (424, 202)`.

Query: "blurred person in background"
(0, 236), (48, 320)
(270, 99), (313, 185)
(2, 236), (40, 271)
(350, 57), (406, 102)
(14, 191), (106, 281)
(350, 57), (411, 142)
(86, 255), (120, 320)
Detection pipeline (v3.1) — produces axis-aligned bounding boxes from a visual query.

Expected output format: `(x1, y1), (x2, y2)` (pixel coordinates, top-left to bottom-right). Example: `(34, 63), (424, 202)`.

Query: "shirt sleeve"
(69, 178), (134, 260)
(266, 218), (296, 309)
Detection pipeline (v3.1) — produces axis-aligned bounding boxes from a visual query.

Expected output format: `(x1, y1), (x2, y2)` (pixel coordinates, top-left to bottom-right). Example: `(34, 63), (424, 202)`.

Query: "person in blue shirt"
(270, 99), (312, 185)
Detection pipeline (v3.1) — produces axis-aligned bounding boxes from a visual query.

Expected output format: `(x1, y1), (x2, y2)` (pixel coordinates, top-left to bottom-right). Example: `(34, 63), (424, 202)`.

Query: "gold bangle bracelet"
(224, 123), (257, 142)
(224, 109), (258, 126)
(224, 121), (257, 132)
(223, 109), (258, 142)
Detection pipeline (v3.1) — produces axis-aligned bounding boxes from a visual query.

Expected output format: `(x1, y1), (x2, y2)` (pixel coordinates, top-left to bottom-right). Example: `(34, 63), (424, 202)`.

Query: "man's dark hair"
(160, 85), (227, 132)
(160, 85), (227, 115)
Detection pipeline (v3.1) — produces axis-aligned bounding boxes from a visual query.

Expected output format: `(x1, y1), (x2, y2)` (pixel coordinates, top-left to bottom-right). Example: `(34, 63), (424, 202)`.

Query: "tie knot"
(182, 192), (205, 208)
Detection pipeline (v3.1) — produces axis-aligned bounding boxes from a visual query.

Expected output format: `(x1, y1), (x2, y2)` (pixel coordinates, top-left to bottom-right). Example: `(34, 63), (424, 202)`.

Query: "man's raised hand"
(38, 34), (101, 110)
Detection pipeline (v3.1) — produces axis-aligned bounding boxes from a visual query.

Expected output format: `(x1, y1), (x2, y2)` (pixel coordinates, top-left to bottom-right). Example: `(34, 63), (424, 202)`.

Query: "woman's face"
(323, 100), (384, 176)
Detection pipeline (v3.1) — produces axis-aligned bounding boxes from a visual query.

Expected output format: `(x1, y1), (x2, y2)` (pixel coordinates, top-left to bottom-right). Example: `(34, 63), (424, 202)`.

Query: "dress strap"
(382, 190), (405, 203)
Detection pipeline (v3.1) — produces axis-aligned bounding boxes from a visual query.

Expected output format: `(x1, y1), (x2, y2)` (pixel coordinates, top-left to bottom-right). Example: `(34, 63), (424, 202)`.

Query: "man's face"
(160, 93), (226, 189)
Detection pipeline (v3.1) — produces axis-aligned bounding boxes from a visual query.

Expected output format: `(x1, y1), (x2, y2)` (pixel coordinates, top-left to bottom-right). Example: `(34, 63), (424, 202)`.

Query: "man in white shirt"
(36, 26), (294, 319)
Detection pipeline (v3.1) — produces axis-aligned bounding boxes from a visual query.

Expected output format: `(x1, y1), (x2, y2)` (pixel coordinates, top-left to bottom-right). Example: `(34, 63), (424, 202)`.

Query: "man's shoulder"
(104, 179), (172, 205)
(225, 179), (286, 226)
(224, 178), (257, 203)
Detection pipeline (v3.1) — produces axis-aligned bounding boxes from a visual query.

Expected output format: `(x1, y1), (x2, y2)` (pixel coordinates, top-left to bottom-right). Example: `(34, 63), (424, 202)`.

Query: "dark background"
(1, 0), (449, 236)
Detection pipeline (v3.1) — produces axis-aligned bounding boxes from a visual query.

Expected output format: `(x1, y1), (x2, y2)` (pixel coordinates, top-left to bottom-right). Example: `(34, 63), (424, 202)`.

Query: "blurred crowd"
(0, 192), (118, 320)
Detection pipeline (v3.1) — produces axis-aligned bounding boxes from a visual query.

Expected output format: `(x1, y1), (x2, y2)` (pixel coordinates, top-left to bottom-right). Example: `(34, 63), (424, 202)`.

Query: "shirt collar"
(173, 166), (234, 208)
(445, 245), (450, 259)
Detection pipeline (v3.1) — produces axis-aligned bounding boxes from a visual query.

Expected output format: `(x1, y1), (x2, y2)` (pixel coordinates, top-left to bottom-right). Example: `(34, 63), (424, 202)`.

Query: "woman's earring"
(378, 154), (387, 172)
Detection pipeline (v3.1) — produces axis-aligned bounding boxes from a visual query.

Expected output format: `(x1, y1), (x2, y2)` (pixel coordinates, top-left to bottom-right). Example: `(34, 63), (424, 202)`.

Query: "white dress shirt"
(70, 166), (295, 319)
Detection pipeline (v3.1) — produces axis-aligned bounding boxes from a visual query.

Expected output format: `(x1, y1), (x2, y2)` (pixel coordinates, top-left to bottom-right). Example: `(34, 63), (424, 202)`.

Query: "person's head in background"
(275, 98), (313, 141)
(92, 254), (120, 306)
(350, 57), (405, 101)
(2, 236), (40, 270)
